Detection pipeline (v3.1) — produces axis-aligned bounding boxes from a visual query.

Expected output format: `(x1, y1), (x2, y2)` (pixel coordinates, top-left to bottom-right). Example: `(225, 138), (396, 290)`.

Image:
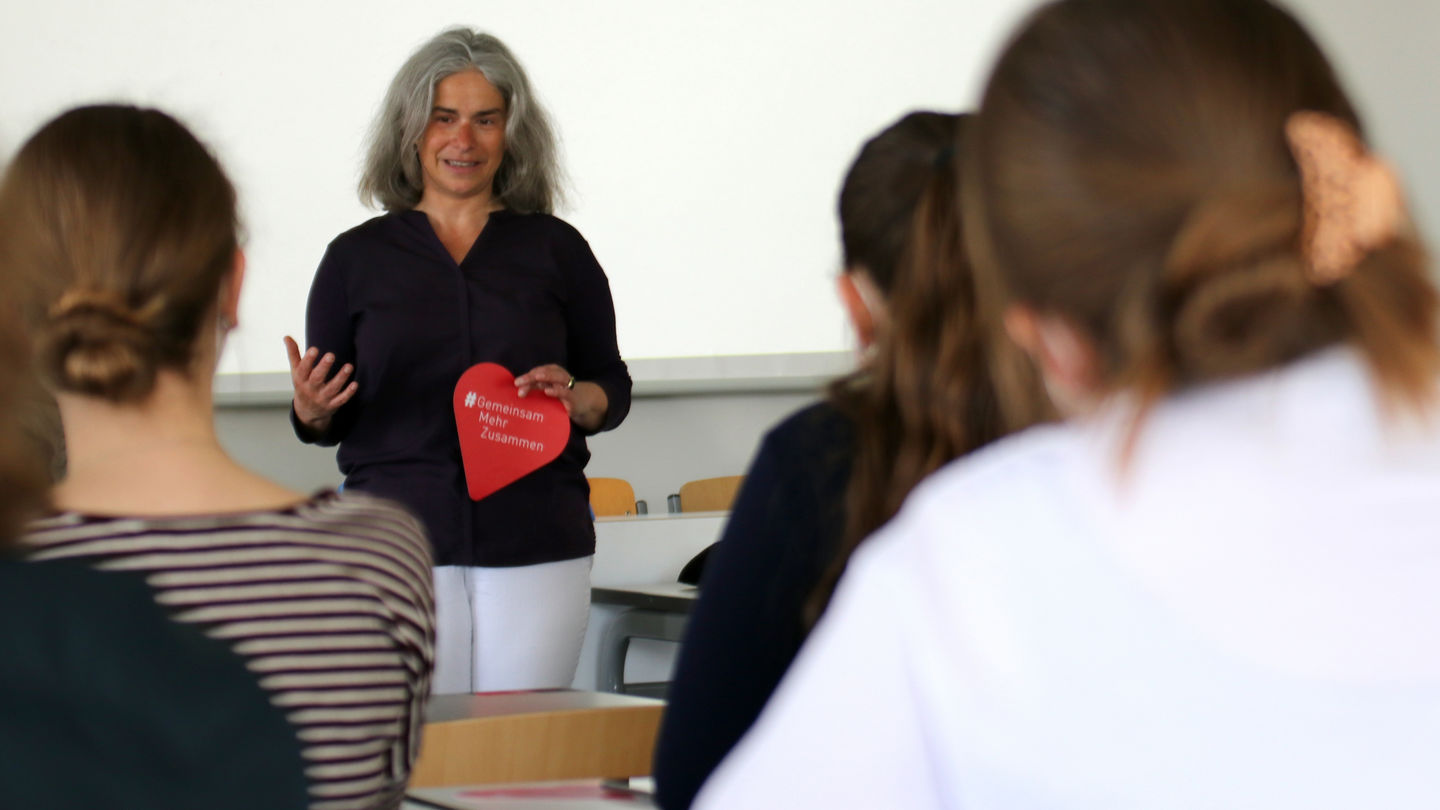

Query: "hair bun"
(1170, 255), (1319, 379)
(1163, 185), (1345, 383)
(38, 289), (161, 402)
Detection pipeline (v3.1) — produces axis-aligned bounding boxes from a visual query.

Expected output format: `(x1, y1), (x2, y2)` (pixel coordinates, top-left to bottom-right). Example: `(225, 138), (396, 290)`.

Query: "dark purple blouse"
(292, 209), (631, 567)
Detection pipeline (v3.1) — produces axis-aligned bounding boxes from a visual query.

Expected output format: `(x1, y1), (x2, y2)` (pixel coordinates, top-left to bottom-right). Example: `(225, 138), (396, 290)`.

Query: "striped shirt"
(22, 490), (435, 810)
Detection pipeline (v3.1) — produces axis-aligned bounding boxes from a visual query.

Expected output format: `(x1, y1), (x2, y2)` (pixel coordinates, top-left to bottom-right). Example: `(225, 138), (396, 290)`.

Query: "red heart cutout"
(453, 363), (571, 500)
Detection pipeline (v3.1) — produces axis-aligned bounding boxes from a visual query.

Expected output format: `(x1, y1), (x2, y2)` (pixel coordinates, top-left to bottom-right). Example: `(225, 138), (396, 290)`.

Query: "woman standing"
(289, 28), (630, 693)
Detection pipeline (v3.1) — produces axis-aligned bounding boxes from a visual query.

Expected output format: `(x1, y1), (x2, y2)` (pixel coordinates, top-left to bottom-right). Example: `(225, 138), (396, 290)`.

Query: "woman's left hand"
(516, 364), (609, 432)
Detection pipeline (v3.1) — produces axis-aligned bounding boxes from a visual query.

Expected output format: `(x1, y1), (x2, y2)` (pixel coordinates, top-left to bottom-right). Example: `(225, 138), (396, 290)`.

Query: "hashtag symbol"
(464, 392), (477, 408)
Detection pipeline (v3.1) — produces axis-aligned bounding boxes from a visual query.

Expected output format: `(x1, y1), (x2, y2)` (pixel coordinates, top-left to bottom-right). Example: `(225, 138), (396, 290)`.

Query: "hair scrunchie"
(1285, 111), (1404, 285)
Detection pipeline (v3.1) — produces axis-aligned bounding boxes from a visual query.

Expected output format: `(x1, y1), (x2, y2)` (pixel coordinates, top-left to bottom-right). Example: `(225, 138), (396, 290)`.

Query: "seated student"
(0, 105), (436, 810)
(0, 315), (309, 808)
(653, 112), (1049, 809)
(694, 1), (1440, 807)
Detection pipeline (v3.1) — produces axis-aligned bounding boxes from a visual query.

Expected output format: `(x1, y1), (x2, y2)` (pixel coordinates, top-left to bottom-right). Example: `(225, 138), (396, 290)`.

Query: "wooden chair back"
(677, 475), (744, 512)
(588, 477), (638, 517)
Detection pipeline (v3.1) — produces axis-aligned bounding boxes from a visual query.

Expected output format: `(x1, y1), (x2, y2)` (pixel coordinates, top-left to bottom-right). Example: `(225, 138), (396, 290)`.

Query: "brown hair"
(838, 112), (956, 293)
(0, 105), (240, 403)
(0, 314), (51, 548)
(965, 0), (1438, 421)
(814, 113), (1051, 619)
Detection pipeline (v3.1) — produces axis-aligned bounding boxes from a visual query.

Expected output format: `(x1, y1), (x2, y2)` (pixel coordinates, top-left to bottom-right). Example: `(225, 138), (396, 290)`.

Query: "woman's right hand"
(284, 336), (358, 433)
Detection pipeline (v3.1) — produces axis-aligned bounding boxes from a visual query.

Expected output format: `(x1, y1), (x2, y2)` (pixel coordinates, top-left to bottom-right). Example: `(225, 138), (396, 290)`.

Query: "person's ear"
(837, 270), (889, 350)
(220, 249), (246, 330)
(837, 273), (876, 349)
(1004, 304), (1099, 415)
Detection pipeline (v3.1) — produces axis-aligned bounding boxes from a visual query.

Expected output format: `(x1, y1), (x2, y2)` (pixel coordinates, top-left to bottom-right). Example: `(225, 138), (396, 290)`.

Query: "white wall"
(200, 0), (1440, 553)
(585, 392), (814, 508)
(17, 0), (1440, 587)
(4, 0), (1433, 390)
(216, 390), (815, 508)
(0, 0), (1034, 378)
(183, 0), (1440, 694)
(1288, 0), (1440, 246)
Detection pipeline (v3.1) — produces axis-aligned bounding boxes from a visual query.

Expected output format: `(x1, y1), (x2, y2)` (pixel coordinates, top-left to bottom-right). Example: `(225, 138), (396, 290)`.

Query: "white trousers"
(431, 557), (592, 694)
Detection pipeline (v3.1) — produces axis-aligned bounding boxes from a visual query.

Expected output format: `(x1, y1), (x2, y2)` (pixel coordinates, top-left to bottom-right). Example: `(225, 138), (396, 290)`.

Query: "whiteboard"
(0, 0), (1030, 380)
(3, 0), (1435, 386)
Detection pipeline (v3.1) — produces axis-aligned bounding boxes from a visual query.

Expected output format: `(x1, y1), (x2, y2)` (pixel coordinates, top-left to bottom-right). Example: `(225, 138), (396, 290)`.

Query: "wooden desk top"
(408, 780), (654, 808)
(590, 583), (699, 614)
(414, 690), (665, 788)
(425, 689), (662, 724)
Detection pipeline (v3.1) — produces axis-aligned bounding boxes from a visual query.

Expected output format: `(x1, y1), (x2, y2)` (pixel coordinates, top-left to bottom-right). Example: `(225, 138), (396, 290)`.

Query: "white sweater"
(695, 348), (1440, 809)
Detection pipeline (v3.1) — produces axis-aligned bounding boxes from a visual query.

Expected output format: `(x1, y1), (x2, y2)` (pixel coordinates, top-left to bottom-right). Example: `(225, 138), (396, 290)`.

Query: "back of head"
(816, 112), (1051, 621)
(360, 27), (562, 214)
(838, 112), (957, 292)
(968, 0), (1438, 412)
(0, 105), (238, 404)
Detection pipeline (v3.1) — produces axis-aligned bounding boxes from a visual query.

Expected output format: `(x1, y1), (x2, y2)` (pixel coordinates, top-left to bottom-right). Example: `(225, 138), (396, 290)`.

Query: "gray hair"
(359, 28), (563, 214)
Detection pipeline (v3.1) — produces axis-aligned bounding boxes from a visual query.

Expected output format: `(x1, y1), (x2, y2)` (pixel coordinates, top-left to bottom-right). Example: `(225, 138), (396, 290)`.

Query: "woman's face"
(417, 70), (508, 205)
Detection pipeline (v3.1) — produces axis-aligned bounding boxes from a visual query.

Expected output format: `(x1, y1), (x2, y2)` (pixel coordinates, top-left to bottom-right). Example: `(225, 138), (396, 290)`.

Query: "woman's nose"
(453, 124), (476, 149)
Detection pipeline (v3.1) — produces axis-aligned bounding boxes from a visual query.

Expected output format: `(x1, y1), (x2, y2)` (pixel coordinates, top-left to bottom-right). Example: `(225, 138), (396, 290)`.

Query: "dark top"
(294, 210), (631, 566)
(0, 555), (309, 810)
(652, 402), (855, 810)
(24, 491), (435, 810)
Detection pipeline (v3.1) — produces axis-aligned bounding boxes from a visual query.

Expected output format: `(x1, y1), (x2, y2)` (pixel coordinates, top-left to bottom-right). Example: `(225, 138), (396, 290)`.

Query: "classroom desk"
(574, 513), (726, 691)
(408, 780), (654, 809)
(592, 584), (700, 695)
(411, 690), (664, 788)
(591, 512), (727, 585)
(591, 583), (699, 614)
